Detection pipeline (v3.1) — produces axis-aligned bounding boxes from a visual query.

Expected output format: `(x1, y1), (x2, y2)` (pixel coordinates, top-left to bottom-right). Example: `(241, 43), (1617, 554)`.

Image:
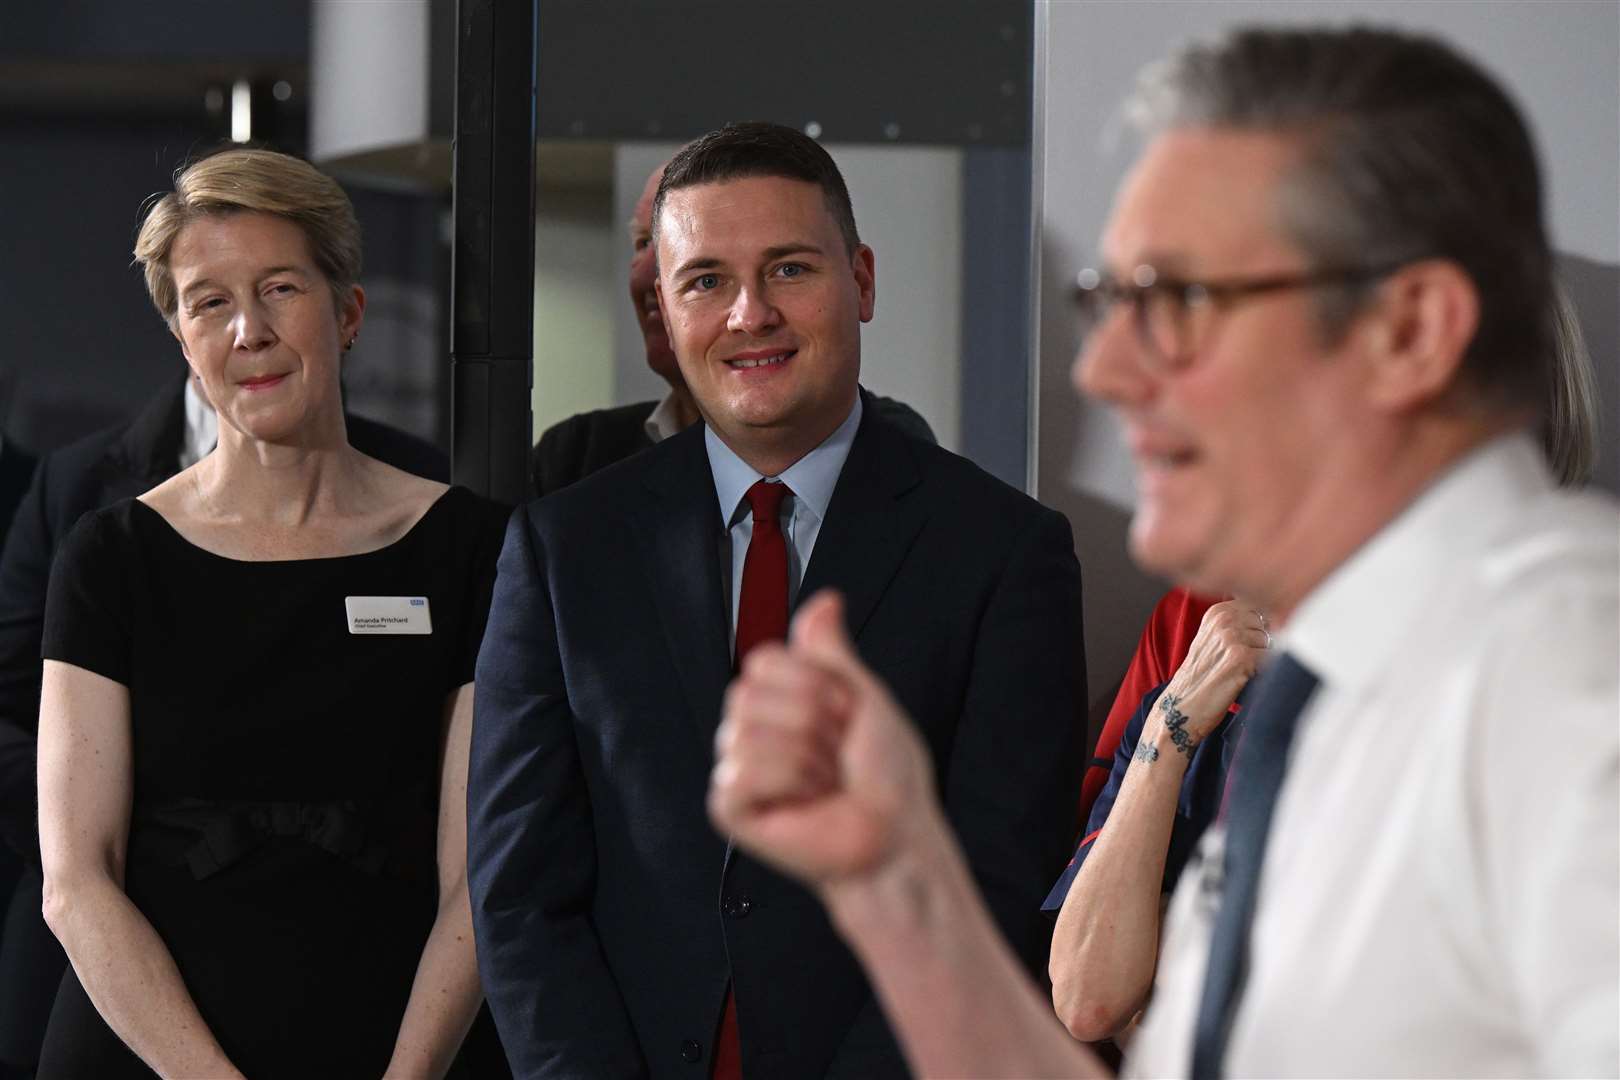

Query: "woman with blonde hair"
(36, 148), (507, 1078)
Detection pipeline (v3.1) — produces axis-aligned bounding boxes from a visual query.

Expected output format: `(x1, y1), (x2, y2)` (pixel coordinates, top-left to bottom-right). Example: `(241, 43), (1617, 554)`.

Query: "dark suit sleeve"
(529, 419), (580, 500)
(345, 414), (449, 482)
(942, 506), (1086, 972)
(0, 458), (54, 858)
(868, 395), (937, 446)
(467, 509), (647, 1079)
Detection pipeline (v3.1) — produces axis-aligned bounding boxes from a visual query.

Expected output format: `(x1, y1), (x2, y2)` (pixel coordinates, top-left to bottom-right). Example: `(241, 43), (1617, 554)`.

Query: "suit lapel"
(102, 377), (188, 497)
(628, 425), (733, 747)
(796, 400), (927, 644)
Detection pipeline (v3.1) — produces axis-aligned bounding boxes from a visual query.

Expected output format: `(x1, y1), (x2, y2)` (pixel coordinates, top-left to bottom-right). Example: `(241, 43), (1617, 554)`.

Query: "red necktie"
(732, 479), (791, 668)
(714, 479), (791, 1080)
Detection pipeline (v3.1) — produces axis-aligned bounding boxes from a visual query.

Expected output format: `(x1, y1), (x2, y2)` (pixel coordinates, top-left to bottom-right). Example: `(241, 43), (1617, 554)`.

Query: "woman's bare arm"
(38, 660), (245, 1079)
(385, 683), (485, 1079)
(1050, 600), (1267, 1040)
(1048, 717), (1187, 1040)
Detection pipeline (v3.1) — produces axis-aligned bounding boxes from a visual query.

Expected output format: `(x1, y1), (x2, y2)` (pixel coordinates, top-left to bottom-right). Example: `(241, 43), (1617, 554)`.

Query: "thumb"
(791, 589), (861, 675)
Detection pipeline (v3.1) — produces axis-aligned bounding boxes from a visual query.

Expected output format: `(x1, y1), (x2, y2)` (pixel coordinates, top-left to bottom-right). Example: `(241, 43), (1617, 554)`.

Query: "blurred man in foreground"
(711, 25), (1618, 1078)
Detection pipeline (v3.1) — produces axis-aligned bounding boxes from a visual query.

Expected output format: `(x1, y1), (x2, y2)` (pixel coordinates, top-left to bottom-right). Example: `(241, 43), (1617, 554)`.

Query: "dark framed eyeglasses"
(1072, 260), (1411, 371)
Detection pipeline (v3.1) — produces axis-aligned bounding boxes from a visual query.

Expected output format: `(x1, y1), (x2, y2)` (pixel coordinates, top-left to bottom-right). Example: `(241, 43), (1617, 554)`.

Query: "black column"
(451, 0), (536, 504)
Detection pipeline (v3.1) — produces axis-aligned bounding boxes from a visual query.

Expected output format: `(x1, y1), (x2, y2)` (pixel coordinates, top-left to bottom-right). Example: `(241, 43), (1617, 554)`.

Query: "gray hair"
(1542, 281), (1600, 487)
(1127, 25), (1552, 407)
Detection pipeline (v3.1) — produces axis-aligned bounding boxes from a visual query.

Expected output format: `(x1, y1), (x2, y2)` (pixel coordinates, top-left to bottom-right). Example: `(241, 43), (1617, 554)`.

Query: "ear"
(339, 284), (366, 344)
(1358, 258), (1479, 413)
(851, 244), (876, 323)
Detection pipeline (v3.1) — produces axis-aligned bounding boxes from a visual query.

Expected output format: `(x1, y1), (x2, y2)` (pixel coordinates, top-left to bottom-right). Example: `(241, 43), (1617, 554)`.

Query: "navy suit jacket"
(469, 397), (1086, 1079)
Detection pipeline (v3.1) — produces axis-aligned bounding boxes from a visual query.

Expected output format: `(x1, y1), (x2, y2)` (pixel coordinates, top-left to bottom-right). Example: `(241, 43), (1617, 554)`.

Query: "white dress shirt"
(1127, 434), (1620, 1079)
(705, 395), (862, 657)
(643, 390), (687, 445)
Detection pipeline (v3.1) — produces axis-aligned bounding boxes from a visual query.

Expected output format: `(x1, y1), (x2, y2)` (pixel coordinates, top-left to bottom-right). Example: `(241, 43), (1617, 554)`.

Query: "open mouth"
(1128, 431), (1200, 485)
(1141, 449), (1196, 469)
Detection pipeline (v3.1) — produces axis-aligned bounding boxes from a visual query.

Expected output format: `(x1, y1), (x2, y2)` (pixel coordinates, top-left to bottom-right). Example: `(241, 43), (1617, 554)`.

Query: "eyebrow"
(671, 243), (826, 278)
(672, 257), (722, 277)
(762, 243), (823, 260)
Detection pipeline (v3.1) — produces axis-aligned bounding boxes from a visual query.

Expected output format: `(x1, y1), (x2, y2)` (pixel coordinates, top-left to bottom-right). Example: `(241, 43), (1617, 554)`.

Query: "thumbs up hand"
(709, 589), (937, 890)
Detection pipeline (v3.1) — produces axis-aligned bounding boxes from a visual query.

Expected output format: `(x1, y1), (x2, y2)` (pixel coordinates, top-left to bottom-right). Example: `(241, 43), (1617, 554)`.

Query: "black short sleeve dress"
(36, 487), (511, 1079)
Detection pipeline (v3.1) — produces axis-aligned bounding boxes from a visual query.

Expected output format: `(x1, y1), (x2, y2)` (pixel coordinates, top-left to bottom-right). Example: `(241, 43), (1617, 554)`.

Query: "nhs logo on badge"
(410, 598), (426, 607)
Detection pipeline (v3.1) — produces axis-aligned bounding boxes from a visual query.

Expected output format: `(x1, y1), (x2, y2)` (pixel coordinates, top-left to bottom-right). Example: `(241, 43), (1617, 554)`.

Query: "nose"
(726, 281), (781, 338)
(231, 300), (276, 352)
(1073, 304), (1153, 407)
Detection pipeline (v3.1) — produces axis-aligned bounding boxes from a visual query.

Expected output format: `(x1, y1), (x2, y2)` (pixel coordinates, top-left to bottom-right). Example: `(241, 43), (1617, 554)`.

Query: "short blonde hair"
(134, 148), (361, 326)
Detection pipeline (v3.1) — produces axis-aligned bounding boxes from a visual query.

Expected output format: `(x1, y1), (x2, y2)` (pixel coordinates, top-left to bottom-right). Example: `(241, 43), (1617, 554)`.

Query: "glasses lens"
(1138, 287), (1185, 365)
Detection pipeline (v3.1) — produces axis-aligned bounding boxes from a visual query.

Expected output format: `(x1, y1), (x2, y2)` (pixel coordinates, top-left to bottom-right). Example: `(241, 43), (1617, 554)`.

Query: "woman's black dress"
(37, 488), (509, 1078)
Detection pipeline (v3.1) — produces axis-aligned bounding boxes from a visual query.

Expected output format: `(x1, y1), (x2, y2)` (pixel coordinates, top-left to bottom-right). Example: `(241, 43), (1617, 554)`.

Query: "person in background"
(0, 291), (449, 1080)
(34, 147), (507, 1078)
(1047, 595), (1259, 1043)
(529, 161), (935, 498)
(709, 24), (1617, 1079)
(1047, 272), (1606, 1046)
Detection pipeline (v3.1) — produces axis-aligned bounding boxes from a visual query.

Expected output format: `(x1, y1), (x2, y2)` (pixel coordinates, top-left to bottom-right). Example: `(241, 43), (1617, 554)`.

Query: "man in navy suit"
(468, 122), (1085, 1079)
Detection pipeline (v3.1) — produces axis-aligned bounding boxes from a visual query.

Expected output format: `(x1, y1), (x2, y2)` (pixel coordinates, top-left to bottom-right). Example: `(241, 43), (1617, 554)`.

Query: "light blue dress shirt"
(705, 394), (863, 658)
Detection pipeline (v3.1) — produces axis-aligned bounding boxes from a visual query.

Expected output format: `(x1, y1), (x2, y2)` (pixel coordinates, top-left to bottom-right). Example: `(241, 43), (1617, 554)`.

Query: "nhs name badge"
(345, 596), (432, 635)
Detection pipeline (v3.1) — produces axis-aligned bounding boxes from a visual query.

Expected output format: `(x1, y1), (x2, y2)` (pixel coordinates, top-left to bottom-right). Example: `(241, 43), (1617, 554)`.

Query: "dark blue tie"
(1190, 652), (1320, 1080)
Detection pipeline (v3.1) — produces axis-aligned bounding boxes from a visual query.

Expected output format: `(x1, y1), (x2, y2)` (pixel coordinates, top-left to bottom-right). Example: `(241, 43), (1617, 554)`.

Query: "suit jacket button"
(680, 1039), (703, 1064)
(722, 894), (753, 918)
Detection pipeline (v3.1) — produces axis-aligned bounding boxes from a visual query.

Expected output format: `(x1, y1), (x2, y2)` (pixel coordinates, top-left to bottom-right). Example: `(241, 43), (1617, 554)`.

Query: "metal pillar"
(451, 0), (536, 504)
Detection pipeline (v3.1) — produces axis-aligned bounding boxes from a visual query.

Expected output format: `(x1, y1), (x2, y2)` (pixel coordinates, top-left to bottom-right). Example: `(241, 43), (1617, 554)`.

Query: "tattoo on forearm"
(1157, 693), (1197, 758)
(1133, 742), (1159, 764)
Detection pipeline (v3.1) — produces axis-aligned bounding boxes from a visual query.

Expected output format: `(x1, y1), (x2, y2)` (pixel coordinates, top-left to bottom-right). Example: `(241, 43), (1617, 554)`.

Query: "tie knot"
(745, 479), (790, 523)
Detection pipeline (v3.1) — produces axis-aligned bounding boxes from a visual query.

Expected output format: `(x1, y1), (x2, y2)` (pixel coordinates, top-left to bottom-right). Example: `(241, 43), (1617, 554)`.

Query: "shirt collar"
(1280, 432), (1550, 695)
(644, 390), (686, 444)
(181, 376), (218, 468)
(706, 393), (863, 526)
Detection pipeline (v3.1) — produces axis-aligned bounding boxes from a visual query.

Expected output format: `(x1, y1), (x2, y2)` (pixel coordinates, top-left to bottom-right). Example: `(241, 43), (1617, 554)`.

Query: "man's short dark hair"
(1130, 25), (1552, 405)
(651, 122), (861, 255)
